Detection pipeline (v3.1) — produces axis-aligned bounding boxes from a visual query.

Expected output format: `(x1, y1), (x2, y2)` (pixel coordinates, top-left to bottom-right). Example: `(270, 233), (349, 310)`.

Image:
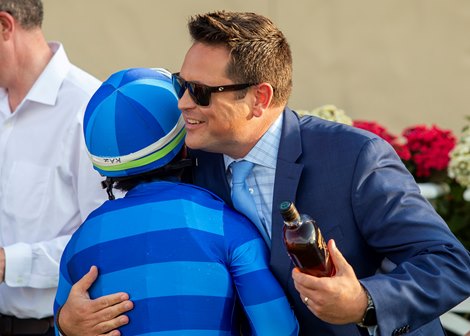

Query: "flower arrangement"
(352, 121), (457, 182)
(301, 105), (470, 249)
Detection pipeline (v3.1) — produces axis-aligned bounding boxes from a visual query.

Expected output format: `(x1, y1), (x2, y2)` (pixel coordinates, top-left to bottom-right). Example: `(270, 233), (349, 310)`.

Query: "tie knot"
(231, 160), (254, 184)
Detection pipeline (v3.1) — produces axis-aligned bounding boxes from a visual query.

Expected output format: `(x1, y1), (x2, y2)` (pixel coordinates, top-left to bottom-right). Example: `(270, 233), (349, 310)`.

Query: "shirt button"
(248, 187), (254, 194)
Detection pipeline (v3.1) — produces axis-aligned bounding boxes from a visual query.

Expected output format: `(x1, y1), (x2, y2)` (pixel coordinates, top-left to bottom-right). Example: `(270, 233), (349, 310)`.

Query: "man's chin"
(186, 142), (221, 155)
(184, 138), (206, 152)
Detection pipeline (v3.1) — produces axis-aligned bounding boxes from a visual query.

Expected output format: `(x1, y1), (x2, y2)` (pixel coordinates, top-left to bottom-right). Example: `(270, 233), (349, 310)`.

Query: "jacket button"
(392, 325), (409, 335)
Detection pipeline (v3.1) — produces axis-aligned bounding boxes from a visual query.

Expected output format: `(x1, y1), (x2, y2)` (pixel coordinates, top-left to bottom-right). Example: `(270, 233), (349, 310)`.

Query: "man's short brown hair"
(188, 11), (293, 107)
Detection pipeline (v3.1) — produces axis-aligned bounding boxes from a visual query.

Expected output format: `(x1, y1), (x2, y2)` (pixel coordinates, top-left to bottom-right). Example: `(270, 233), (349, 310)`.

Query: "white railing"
(417, 183), (470, 335)
(417, 182), (449, 199)
(440, 298), (470, 336)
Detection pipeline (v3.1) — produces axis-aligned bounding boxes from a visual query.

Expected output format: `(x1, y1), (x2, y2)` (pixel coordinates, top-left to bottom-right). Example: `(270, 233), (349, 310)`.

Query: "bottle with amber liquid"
(279, 201), (335, 277)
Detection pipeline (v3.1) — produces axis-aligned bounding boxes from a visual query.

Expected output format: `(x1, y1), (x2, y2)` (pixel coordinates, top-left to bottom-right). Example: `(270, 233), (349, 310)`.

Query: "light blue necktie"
(231, 160), (270, 247)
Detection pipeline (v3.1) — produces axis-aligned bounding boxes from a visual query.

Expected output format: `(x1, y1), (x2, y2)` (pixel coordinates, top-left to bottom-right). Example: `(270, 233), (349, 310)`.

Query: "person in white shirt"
(0, 0), (107, 334)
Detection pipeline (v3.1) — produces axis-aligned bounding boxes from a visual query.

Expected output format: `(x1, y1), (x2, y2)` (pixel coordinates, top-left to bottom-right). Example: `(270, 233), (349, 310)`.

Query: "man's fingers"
(100, 331), (122, 336)
(328, 239), (353, 276)
(292, 267), (307, 283)
(94, 292), (132, 312)
(292, 267), (321, 288)
(85, 301), (132, 336)
(96, 298), (134, 322)
(59, 267), (133, 336)
(95, 313), (130, 335)
(74, 266), (99, 293)
(100, 332), (121, 336)
(291, 268), (322, 301)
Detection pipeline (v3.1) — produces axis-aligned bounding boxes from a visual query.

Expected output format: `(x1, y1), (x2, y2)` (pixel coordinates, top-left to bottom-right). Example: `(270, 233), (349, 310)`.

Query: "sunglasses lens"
(171, 74), (212, 106)
(189, 83), (211, 107)
(171, 75), (186, 99)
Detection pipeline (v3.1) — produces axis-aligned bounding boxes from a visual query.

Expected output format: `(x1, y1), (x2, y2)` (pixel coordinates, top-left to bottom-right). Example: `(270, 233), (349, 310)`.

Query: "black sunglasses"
(171, 73), (257, 107)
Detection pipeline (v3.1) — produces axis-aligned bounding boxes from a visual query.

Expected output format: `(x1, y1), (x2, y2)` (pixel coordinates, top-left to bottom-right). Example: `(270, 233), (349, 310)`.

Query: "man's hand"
(58, 266), (134, 336)
(292, 239), (368, 325)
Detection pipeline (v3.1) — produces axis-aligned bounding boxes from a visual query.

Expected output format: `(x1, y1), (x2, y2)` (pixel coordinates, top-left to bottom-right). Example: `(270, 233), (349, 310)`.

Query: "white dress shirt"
(0, 42), (107, 318)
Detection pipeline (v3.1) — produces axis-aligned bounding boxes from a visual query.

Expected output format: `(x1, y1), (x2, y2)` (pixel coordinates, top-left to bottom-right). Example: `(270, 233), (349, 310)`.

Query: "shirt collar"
(224, 113), (283, 170)
(0, 89), (9, 118)
(27, 42), (71, 106)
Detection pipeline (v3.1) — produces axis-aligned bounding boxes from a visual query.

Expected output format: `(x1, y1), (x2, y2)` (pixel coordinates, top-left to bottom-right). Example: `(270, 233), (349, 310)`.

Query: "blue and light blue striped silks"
(54, 181), (298, 335)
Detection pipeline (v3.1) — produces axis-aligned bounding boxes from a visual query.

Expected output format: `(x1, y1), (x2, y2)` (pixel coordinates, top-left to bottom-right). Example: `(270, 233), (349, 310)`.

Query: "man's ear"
(252, 83), (274, 117)
(0, 11), (14, 39)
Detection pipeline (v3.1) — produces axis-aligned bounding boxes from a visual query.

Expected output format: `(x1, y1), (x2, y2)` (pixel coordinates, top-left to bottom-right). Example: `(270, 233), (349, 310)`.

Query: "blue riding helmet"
(83, 68), (185, 177)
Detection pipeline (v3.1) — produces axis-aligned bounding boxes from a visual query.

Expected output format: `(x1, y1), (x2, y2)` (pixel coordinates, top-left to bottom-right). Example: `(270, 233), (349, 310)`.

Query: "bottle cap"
(279, 201), (299, 222)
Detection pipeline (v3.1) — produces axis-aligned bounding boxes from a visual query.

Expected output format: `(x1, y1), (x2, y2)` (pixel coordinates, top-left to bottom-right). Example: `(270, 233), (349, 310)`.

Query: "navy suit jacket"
(191, 108), (470, 336)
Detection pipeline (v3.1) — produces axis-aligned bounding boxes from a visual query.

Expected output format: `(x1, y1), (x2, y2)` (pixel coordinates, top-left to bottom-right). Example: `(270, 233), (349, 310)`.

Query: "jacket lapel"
(270, 108), (304, 287)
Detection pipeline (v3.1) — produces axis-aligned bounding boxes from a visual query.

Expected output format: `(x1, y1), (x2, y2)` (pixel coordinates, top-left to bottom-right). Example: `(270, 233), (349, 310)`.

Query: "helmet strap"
(101, 178), (116, 200)
(163, 158), (196, 172)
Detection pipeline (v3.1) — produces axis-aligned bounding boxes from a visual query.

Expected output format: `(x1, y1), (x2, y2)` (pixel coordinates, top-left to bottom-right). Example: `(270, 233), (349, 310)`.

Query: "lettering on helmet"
(103, 158), (122, 164)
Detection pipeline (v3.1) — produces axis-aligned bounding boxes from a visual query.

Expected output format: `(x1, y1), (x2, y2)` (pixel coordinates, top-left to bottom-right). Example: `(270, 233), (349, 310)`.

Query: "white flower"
(464, 188), (470, 201)
(448, 124), (470, 188)
(297, 105), (353, 126)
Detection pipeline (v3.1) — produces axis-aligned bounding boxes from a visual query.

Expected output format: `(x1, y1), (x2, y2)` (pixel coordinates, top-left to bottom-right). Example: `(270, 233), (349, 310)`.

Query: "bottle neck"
(280, 201), (302, 228)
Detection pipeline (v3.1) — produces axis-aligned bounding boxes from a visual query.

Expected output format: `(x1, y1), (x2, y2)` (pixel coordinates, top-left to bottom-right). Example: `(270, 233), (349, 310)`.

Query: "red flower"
(353, 120), (410, 161)
(402, 125), (456, 178)
(393, 144), (411, 161)
(353, 120), (396, 143)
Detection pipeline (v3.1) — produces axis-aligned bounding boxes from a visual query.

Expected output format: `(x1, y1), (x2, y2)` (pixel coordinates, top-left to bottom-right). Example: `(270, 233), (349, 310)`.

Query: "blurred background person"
(0, 0), (106, 335)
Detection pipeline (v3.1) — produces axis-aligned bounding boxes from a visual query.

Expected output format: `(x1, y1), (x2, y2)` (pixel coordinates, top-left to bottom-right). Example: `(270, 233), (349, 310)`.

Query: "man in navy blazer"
(191, 107), (470, 335)
(56, 10), (470, 336)
(179, 11), (470, 335)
